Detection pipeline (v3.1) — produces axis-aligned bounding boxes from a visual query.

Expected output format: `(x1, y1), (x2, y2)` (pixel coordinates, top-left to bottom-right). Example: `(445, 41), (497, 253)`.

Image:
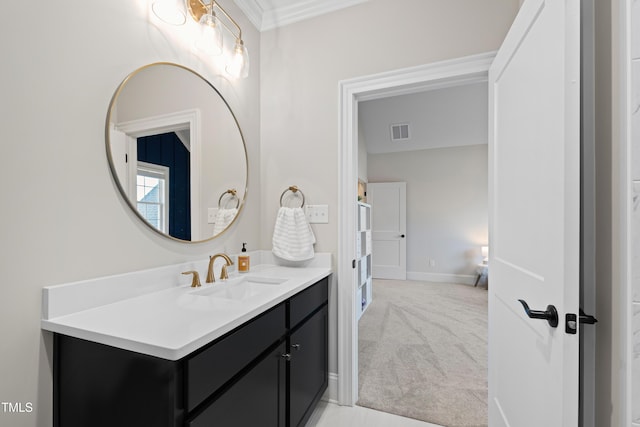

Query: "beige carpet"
(357, 279), (488, 427)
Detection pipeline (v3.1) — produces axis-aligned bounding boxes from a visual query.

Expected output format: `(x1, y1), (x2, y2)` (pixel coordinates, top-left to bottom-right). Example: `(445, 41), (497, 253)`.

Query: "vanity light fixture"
(152, 0), (187, 25)
(151, 0), (249, 78)
(194, 2), (224, 56)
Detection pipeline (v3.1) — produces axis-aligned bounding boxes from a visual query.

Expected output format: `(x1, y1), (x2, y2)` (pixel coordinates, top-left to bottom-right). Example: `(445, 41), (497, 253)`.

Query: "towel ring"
(280, 185), (305, 208)
(218, 189), (239, 209)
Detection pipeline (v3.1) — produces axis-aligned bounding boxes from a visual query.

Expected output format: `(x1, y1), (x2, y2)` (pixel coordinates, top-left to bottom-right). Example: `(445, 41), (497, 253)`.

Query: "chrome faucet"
(207, 253), (234, 283)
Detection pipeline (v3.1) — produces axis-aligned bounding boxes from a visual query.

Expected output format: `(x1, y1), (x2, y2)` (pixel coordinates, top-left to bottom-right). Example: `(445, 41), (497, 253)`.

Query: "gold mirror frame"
(105, 62), (248, 243)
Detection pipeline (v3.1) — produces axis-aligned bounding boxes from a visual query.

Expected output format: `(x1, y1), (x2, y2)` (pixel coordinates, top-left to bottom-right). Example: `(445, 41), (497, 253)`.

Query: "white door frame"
(337, 51), (496, 405)
(619, 0), (632, 424)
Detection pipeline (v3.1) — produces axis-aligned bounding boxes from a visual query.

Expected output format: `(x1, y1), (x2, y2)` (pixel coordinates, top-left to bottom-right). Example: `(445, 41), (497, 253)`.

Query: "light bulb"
(226, 39), (249, 79)
(151, 0), (186, 25)
(195, 11), (223, 56)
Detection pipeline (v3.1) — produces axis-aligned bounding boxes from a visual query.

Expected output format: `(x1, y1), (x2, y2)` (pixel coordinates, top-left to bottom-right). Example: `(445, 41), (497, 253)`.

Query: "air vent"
(390, 123), (411, 142)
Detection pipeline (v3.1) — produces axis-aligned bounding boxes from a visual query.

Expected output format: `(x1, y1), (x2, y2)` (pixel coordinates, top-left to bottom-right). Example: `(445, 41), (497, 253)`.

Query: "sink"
(189, 275), (288, 300)
(244, 275), (287, 285)
(205, 282), (266, 300)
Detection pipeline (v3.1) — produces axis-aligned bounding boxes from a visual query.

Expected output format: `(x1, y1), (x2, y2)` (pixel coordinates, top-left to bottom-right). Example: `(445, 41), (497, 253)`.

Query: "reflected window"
(136, 162), (169, 233)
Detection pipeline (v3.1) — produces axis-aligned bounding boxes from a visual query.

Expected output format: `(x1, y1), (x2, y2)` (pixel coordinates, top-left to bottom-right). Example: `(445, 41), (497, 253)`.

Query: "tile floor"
(307, 401), (443, 427)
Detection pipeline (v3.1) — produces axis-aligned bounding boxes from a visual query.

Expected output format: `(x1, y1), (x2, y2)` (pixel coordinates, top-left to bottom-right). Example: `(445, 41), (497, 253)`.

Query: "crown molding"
(234, 0), (369, 32)
(233, 0), (264, 31)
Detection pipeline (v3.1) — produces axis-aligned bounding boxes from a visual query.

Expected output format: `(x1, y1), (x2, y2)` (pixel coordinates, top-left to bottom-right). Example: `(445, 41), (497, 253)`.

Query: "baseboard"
(406, 271), (476, 285)
(321, 372), (339, 404)
(306, 373), (339, 426)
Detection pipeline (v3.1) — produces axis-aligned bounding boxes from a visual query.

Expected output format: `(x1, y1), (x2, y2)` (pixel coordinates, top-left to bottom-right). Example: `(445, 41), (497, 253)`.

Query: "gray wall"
(368, 145), (488, 281)
(595, 0), (616, 426)
(0, 1), (261, 426)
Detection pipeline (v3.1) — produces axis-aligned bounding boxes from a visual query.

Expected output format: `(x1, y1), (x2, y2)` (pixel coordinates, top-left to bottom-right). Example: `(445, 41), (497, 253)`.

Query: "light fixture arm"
(188, 0), (242, 41)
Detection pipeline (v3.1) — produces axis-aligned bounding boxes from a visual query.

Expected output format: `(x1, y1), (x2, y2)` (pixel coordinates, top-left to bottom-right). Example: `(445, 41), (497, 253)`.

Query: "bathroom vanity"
(42, 257), (331, 427)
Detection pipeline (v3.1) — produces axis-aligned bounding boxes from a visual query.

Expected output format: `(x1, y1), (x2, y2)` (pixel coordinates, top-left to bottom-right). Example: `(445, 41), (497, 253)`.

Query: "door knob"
(518, 299), (558, 328)
(400, 234), (405, 238)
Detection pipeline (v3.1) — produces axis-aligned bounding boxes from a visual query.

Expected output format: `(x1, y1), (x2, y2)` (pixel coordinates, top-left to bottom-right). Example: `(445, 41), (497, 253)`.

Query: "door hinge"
(352, 259), (356, 269)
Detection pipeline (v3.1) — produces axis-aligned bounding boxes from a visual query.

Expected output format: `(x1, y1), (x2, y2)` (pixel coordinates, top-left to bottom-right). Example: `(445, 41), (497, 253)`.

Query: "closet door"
(368, 182), (406, 280)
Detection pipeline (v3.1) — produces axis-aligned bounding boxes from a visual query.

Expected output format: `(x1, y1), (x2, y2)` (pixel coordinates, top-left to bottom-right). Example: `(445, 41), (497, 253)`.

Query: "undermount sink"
(244, 275), (288, 285)
(189, 275), (288, 300)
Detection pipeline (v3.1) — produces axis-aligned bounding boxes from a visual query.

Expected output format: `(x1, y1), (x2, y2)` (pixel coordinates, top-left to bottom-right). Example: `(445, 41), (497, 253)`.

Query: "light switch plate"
(305, 205), (329, 224)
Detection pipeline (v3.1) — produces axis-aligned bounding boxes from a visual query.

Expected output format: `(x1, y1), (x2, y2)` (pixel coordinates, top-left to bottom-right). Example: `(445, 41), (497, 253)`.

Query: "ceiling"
(232, 0), (488, 154)
(359, 82), (488, 155)
(234, 0), (369, 31)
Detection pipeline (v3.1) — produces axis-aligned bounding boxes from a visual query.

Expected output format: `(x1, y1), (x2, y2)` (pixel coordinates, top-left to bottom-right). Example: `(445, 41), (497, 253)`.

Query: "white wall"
(631, 0), (640, 420)
(358, 119), (368, 183)
(260, 0), (519, 383)
(0, 1), (260, 426)
(622, 0), (640, 424)
(368, 145), (488, 282)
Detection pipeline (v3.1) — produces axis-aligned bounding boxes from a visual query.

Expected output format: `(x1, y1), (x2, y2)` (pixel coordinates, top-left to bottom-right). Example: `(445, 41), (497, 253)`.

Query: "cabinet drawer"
(289, 277), (328, 328)
(186, 304), (286, 411)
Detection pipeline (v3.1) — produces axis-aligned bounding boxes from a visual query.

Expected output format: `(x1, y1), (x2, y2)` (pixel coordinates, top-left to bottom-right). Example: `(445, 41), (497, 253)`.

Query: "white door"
(489, 0), (580, 426)
(368, 182), (406, 280)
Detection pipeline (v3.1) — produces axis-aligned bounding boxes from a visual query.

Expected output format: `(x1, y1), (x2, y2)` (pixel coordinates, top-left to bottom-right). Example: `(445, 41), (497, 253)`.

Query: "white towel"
(272, 207), (316, 261)
(212, 208), (238, 236)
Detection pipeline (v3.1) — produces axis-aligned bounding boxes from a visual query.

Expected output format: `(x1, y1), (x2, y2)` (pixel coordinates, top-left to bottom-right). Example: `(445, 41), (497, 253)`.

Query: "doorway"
(337, 52), (496, 406)
(354, 80), (490, 425)
(338, 5), (598, 421)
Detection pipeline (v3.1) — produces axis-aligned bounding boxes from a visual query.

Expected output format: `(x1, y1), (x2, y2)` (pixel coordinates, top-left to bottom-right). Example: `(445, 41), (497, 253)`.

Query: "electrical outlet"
(429, 259), (436, 267)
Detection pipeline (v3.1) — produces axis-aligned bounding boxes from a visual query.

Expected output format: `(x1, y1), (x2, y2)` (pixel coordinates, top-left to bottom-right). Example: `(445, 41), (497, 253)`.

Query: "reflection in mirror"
(106, 63), (247, 242)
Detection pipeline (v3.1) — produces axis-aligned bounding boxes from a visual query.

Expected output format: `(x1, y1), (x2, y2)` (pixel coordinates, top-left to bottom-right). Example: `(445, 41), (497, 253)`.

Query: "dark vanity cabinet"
(288, 277), (330, 427)
(54, 334), (183, 427)
(53, 277), (328, 427)
(187, 341), (288, 427)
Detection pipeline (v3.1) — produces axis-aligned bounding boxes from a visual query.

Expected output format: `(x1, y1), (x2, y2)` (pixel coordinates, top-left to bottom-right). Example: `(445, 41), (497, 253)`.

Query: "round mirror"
(106, 63), (247, 242)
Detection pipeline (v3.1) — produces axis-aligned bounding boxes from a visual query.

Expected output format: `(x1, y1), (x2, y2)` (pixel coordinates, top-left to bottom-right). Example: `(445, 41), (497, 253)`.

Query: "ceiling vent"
(390, 123), (411, 142)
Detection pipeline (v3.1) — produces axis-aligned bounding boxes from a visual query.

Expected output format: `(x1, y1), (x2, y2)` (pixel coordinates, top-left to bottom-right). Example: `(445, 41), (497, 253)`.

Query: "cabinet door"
(187, 342), (286, 427)
(187, 304), (285, 411)
(54, 334), (181, 427)
(289, 306), (328, 427)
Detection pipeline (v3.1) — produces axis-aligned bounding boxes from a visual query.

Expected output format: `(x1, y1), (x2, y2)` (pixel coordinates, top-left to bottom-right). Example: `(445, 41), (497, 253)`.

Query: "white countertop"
(41, 255), (331, 361)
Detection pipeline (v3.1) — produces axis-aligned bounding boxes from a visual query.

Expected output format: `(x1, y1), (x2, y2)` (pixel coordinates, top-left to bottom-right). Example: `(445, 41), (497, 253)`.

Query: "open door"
(488, 0), (580, 426)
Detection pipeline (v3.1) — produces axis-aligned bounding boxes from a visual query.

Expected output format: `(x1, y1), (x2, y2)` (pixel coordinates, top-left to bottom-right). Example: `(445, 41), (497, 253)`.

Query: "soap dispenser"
(238, 243), (250, 273)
